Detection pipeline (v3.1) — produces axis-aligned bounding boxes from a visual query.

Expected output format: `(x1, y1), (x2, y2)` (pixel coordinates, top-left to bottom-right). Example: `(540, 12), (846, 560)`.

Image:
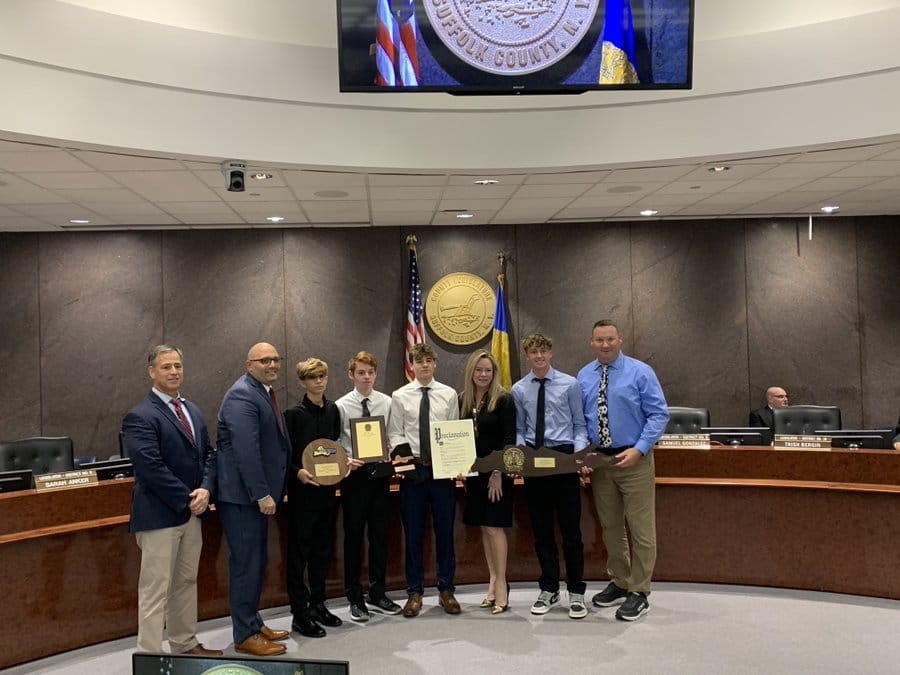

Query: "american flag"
(376, 0), (420, 87)
(405, 235), (425, 381)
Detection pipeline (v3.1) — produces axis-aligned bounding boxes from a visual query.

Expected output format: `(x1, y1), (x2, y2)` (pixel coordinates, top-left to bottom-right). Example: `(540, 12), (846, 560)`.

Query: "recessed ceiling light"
(473, 179), (498, 185)
(640, 209), (658, 217)
(266, 216), (285, 223)
(456, 212), (474, 219)
(708, 165), (730, 173)
(820, 205), (840, 214)
(251, 172), (273, 181)
(69, 219), (91, 224)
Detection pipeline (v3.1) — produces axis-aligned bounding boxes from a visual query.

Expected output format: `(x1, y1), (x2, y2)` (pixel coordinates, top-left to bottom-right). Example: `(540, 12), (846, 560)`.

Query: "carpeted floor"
(7, 583), (899, 674)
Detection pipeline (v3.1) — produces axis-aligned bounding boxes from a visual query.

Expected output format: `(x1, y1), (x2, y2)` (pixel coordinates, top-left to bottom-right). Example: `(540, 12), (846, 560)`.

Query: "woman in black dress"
(460, 350), (516, 613)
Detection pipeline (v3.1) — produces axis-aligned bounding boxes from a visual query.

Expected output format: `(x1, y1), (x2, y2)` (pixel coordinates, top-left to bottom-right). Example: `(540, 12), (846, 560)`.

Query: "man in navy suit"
(122, 345), (221, 655)
(216, 342), (291, 657)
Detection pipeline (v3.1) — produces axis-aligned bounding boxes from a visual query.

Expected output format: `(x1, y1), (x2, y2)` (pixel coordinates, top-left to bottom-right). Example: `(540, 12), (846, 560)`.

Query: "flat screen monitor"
(0, 468), (34, 493)
(80, 458), (134, 480)
(813, 429), (894, 450)
(701, 427), (773, 447)
(337, 0), (694, 93)
(133, 652), (349, 674)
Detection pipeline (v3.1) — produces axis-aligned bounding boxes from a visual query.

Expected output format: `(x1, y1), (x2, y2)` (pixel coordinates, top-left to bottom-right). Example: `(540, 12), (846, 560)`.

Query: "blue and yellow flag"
(491, 277), (512, 389)
(599, 0), (639, 84)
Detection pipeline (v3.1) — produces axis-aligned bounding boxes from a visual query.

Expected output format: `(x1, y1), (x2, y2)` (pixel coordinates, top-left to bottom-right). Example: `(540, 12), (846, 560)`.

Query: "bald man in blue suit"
(216, 342), (292, 657)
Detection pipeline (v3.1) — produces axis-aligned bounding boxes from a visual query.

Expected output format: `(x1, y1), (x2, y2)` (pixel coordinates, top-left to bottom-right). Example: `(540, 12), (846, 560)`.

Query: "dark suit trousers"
(341, 470), (391, 604)
(287, 482), (338, 619)
(217, 501), (269, 645)
(524, 472), (586, 595)
(399, 464), (456, 595)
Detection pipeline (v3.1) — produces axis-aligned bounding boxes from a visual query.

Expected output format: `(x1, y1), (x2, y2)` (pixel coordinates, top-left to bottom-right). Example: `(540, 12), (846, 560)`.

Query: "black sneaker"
(365, 594), (403, 615)
(615, 592), (650, 621)
(349, 602), (370, 623)
(591, 582), (628, 607)
(309, 603), (343, 628)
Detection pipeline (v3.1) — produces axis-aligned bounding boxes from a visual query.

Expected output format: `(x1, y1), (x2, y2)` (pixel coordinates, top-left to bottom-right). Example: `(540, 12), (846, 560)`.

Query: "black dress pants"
(287, 481), (338, 619)
(341, 470), (391, 604)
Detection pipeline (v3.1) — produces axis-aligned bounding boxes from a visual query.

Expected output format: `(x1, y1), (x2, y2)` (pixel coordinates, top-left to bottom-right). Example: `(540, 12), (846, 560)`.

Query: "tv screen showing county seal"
(336, 0), (693, 93)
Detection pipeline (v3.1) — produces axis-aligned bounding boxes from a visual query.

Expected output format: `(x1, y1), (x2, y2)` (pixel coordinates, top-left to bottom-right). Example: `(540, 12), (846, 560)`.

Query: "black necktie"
(598, 365), (612, 448)
(171, 398), (196, 447)
(361, 397), (371, 417)
(419, 387), (431, 462)
(534, 378), (547, 449)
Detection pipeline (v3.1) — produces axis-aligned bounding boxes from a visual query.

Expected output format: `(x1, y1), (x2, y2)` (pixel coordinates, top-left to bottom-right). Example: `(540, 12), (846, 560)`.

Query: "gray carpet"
(7, 583), (899, 674)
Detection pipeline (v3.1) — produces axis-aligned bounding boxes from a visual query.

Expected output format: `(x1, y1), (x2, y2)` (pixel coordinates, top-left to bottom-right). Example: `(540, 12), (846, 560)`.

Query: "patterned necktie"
(361, 397), (371, 417)
(171, 398), (196, 447)
(534, 378), (547, 449)
(597, 364), (612, 449)
(268, 387), (286, 436)
(419, 387), (431, 462)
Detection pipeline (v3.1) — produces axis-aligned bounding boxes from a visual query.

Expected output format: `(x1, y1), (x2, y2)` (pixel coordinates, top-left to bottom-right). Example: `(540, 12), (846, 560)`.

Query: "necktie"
(419, 387), (431, 462)
(534, 378), (547, 449)
(268, 387), (286, 436)
(597, 365), (612, 449)
(361, 397), (370, 417)
(171, 398), (196, 447)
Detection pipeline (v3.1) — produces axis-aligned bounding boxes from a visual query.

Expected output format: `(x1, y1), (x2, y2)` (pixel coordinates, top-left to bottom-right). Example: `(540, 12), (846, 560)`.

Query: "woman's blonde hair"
(460, 350), (506, 417)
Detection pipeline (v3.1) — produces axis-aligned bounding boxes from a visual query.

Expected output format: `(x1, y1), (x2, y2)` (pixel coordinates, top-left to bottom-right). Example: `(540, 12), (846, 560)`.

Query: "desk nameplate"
(34, 470), (99, 493)
(658, 434), (711, 450)
(774, 434), (832, 451)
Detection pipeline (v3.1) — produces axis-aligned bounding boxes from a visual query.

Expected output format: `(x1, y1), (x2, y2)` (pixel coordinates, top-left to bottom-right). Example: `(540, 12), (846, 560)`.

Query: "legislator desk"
(1, 446), (898, 668)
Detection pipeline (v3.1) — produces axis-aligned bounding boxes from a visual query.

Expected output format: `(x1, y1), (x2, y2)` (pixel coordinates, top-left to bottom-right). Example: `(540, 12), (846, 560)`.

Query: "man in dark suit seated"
(216, 342), (291, 657)
(122, 345), (221, 656)
(749, 386), (789, 431)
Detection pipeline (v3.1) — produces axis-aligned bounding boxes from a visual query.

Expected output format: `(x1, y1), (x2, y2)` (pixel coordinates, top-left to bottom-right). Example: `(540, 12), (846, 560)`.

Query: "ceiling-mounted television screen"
(337, 0), (693, 94)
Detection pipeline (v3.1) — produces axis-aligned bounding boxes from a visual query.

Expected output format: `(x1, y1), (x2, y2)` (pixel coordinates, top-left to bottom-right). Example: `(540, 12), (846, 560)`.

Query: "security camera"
(221, 161), (246, 192)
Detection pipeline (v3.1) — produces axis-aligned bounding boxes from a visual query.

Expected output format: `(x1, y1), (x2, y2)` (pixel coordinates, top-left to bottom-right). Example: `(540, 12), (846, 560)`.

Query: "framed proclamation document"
(430, 419), (476, 480)
(349, 415), (390, 463)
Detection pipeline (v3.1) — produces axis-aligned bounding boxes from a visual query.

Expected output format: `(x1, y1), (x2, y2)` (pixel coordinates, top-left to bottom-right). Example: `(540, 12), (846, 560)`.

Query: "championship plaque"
(472, 444), (609, 475)
(349, 415), (390, 463)
(301, 438), (349, 486)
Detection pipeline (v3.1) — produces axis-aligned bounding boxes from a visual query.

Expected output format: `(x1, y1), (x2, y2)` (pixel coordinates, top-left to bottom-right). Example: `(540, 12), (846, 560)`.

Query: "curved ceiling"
(1, 1), (899, 229)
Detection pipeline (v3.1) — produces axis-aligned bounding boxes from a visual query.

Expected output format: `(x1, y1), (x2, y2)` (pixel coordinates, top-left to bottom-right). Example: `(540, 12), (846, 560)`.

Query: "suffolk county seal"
(425, 272), (495, 346)
(424, 0), (600, 76)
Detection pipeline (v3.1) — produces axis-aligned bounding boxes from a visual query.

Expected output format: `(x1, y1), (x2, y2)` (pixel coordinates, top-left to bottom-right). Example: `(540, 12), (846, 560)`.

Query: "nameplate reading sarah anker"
(423, 0), (601, 76)
(430, 419), (477, 480)
(350, 415), (390, 463)
(301, 438), (349, 486)
(34, 469), (99, 493)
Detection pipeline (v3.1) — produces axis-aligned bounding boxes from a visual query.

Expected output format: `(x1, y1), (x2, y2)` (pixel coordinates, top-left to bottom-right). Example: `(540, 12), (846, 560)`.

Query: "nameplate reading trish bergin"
(657, 434), (711, 450)
(774, 434), (832, 451)
(34, 469), (99, 492)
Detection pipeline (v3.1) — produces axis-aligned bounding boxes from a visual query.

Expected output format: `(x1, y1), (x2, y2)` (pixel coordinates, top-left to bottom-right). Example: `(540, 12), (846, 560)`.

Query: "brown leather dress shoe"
(235, 633), (287, 657)
(182, 644), (224, 656)
(259, 625), (290, 642)
(439, 590), (461, 614)
(402, 592), (422, 618)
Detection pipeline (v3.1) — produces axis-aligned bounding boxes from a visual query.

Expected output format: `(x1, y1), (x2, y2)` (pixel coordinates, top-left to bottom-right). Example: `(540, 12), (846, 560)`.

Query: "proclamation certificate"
(430, 419), (476, 480)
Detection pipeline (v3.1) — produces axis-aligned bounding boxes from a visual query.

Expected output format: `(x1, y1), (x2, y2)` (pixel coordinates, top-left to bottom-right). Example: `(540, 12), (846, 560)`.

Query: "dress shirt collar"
(152, 387), (182, 405)
(593, 352), (624, 372)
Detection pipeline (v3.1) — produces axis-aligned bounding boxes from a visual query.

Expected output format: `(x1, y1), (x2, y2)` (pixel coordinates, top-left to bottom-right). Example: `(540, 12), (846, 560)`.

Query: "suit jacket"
(749, 406), (774, 431)
(123, 392), (217, 533)
(216, 373), (290, 506)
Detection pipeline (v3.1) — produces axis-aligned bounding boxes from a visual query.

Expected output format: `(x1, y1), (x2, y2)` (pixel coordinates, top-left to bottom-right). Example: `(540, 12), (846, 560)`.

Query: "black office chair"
(665, 407), (711, 434)
(0, 436), (76, 475)
(772, 405), (841, 435)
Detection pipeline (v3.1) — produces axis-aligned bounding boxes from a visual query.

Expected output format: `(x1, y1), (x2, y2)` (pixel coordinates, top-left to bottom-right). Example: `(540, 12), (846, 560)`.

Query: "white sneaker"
(530, 590), (559, 615)
(568, 593), (587, 619)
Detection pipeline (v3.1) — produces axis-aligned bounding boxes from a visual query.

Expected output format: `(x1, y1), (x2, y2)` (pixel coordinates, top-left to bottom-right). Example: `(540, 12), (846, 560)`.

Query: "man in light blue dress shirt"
(577, 320), (669, 622)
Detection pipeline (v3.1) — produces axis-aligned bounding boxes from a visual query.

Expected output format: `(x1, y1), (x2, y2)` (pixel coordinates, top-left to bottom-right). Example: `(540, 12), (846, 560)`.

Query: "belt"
(598, 445), (631, 456)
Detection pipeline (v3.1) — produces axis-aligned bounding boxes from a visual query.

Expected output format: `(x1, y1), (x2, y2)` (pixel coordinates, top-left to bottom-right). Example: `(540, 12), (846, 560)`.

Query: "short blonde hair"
(348, 351), (378, 372)
(296, 358), (328, 380)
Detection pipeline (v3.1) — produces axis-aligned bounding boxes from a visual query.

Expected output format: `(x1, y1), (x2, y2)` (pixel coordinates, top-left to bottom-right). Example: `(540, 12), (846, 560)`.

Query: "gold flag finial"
(406, 234), (418, 250)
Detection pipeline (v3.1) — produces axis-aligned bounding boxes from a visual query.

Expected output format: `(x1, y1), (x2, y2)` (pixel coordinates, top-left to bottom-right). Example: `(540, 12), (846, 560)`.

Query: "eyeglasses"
(249, 357), (282, 366)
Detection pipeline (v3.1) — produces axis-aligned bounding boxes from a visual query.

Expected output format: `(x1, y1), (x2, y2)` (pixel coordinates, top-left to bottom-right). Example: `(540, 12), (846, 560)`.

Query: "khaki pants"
(135, 516), (202, 653)
(590, 451), (656, 594)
